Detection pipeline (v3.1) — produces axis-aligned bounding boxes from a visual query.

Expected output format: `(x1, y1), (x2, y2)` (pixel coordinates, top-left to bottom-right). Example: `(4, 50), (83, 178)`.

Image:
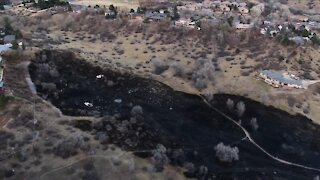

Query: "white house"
(175, 18), (197, 29)
(235, 22), (253, 29)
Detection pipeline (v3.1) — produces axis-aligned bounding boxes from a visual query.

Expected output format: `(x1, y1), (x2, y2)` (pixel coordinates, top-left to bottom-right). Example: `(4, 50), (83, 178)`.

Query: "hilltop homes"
(176, 0), (254, 29)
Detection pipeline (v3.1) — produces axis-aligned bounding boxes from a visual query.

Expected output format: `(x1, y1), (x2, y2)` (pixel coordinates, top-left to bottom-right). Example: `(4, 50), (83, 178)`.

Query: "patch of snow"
(84, 102), (93, 107)
(114, 99), (122, 103)
(96, 74), (104, 79)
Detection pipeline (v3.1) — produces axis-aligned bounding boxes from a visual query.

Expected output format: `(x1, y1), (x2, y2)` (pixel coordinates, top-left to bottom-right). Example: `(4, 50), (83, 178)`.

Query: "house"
(235, 23), (252, 29)
(3, 35), (16, 44)
(290, 15), (309, 22)
(129, 13), (144, 20)
(289, 36), (305, 45)
(174, 18), (197, 29)
(145, 11), (168, 21)
(235, 19), (253, 29)
(105, 10), (117, 19)
(259, 70), (304, 89)
(105, 10), (116, 16)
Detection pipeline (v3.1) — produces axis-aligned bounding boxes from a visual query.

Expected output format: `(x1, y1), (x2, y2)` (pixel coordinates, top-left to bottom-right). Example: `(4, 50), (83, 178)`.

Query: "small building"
(259, 70), (304, 89)
(3, 35), (16, 44)
(290, 15), (309, 22)
(145, 11), (168, 21)
(235, 22), (252, 29)
(105, 10), (116, 16)
(175, 18), (197, 29)
(289, 36), (305, 45)
(129, 13), (144, 20)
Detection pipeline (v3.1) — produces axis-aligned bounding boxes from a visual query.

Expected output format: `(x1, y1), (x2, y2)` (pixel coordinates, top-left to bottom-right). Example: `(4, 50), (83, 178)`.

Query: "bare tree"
(250, 117), (259, 131)
(151, 144), (169, 172)
(214, 142), (239, 163)
(226, 98), (234, 111)
(236, 101), (246, 117)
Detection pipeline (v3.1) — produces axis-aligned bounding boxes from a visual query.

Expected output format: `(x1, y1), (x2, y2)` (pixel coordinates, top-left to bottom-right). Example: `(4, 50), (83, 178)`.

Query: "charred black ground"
(29, 50), (320, 179)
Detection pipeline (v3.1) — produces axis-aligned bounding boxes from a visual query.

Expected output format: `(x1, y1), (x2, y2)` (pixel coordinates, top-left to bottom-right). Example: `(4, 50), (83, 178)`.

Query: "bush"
(194, 78), (207, 89)
(41, 82), (57, 92)
(171, 63), (185, 77)
(214, 142), (239, 163)
(152, 60), (169, 75)
(151, 144), (169, 172)
(131, 105), (143, 117)
(11, 41), (19, 50)
(53, 135), (87, 158)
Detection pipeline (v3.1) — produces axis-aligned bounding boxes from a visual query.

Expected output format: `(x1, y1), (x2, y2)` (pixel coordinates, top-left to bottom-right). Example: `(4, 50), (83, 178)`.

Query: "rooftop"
(3, 35), (16, 43)
(260, 70), (303, 86)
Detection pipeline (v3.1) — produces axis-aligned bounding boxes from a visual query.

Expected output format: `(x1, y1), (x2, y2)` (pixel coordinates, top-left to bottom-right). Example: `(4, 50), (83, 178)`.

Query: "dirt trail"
(200, 95), (320, 173)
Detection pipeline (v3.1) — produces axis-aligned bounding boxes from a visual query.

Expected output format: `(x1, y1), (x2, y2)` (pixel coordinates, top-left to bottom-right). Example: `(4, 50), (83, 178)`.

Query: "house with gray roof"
(3, 35), (16, 44)
(259, 70), (304, 89)
(145, 11), (168, 21)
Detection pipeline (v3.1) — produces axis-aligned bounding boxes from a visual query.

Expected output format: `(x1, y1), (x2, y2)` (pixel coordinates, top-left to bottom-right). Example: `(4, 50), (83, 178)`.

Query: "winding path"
(199, 95), (320, 173)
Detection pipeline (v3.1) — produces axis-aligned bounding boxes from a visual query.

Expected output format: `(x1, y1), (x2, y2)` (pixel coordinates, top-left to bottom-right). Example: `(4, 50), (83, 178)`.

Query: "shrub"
(53, 134), (87, 158)
(41, 82), (57, 92)
(11, 41), (19, 50)
(151, 144), (169, 172)
(214, 142), (239, 163)
(171, 63), (185, 77)
(194, 78), (207, 89)
(151, 60), (169, 75)
(131, 105), (143, 117)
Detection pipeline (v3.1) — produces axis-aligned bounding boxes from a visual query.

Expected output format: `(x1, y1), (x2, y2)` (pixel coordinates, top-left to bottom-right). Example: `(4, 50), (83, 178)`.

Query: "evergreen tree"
(171, 6), (180, 20)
